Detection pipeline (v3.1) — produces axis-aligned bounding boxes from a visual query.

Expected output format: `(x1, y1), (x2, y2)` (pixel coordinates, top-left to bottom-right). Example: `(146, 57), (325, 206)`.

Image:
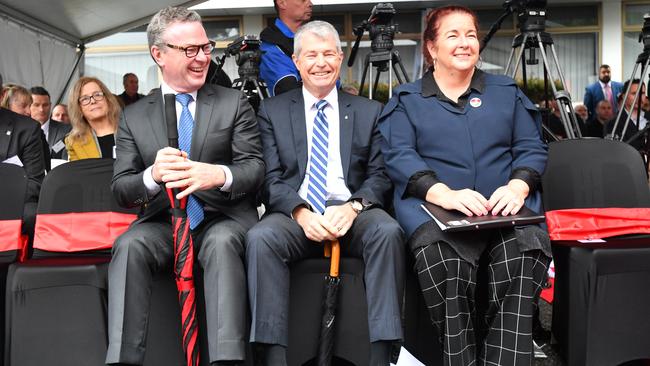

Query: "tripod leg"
(372, 69), (382, 101)
(392, 50), (410, 84)
(621, 57), (650, 140)
(535, 34), (581, 138)
(609, 60), (643, 140)
(506, 34), (528, 79)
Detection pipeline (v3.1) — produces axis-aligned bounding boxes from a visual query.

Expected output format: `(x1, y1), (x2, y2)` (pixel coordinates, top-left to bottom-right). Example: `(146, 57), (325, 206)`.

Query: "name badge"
(52, 140), (65, 153)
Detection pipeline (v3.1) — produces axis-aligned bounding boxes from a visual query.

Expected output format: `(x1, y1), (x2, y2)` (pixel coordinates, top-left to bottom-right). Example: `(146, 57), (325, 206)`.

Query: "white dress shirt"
(41, 120), (50, 141)
(297, 86), (352, 205)
(142, 81), (233, 194)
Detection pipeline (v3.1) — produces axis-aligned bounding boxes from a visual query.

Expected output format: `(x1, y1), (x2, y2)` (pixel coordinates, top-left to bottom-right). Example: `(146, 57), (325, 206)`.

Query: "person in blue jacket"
(378, 6), (551, 366)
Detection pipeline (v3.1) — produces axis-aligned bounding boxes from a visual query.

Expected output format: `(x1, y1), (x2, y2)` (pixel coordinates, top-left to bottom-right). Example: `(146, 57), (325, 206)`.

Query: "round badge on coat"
(470, 97), (482, 108)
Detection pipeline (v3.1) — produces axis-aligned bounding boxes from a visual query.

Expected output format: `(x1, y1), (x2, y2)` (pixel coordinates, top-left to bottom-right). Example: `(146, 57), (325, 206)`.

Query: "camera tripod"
(347, 3), (410, 100)
(483, 1), (581, 140)
(356, 49), (410, 100)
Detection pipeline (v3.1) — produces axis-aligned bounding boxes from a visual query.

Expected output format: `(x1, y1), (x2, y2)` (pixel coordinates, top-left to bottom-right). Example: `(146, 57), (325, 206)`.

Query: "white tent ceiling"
(0, 0), (204, 45)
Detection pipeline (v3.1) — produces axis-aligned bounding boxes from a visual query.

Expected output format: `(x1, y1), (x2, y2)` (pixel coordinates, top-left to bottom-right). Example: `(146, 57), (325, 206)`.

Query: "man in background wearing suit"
(108, 7), (264, 366)
(0, 73), (46, 245)
(30, 86), (70, 160)
(246, 21), (404, 366)
(584, 64), (623, 118)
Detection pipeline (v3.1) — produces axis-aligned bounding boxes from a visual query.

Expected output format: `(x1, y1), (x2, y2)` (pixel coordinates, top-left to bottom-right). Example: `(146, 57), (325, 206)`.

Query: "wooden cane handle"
(324, 241), (331, 258)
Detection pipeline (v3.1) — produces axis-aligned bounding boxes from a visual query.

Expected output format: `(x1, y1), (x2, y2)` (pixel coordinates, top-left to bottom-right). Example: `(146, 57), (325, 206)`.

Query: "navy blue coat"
(378, 72), (548, 239)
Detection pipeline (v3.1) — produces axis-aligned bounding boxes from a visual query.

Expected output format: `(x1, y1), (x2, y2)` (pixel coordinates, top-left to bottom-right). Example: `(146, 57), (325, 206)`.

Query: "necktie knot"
(315, 99), (328, 112)
(176, 93), (193, 107)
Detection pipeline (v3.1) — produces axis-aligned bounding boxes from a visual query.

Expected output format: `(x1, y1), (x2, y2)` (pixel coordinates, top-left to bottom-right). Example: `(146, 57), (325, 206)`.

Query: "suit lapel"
(192, 86), (214, 161)
(291, 93), (308, 179)
(47, 122), (55, 146)
(339, 92), (354, 182)
(147, 88), (167, 151)
(0, 115), (14, 160)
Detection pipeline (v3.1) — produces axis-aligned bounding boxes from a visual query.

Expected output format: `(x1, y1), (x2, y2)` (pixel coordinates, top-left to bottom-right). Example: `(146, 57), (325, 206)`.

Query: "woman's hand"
(488, 179), (530, 216)
(426, 183), (489, 217)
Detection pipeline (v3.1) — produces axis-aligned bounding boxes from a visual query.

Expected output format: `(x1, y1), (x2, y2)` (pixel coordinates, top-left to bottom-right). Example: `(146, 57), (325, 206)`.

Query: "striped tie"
(176, 93), (204, 230)
(307, 100), (329, 214)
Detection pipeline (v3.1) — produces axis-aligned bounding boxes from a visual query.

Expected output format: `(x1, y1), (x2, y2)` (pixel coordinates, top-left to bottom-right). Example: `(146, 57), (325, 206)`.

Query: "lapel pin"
(5, 131), (11, 136)
(344, 115), (349, 120)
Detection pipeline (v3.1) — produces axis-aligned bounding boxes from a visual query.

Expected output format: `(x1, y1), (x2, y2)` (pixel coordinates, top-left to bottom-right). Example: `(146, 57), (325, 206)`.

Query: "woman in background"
(379, 6), (551, 365)
(1, 85), (32, 117)
(66, 77), (120, 160)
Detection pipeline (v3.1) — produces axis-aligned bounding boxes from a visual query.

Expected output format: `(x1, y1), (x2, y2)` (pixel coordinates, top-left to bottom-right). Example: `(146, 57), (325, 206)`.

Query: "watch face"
(352, 201), (363, 211)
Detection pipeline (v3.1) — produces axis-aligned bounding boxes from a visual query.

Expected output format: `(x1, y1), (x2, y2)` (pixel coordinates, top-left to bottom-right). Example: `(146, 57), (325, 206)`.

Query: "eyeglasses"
(78, 91), (105, 106)
(166, 41), (215, 58)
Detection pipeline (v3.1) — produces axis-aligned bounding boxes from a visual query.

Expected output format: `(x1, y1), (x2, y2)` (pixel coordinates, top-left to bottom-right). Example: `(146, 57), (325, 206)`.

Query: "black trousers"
(413, 229), (549, 366)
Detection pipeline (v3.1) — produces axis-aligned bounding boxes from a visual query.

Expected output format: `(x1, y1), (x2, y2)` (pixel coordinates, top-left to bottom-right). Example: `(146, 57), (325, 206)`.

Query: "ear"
(151, 45), (164, 67)
(292, 53), (300, 71)
(426, 40), (437, 63)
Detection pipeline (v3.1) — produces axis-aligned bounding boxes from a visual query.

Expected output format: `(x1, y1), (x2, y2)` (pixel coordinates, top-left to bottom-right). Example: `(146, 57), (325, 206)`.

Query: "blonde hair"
(1, 84), (32, 110)
(67, 76), (121, 145)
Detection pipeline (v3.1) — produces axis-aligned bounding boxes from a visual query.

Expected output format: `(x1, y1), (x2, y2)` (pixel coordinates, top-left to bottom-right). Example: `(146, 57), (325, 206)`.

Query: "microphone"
(164, 93), (178, 148)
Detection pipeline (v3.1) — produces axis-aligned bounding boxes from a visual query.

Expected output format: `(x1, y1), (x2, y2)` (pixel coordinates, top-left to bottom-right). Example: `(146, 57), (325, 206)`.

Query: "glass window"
(475, 8), (514, 31)
(623, 31), (645, 80)
(625, 4), (650, 26)
(312, 14), (345, 36)
(546, 5), (598, 28)
(203, 18), (240, 42)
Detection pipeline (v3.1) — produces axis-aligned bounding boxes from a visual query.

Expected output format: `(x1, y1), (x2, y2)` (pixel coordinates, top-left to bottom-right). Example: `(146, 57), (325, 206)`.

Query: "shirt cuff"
(219, 165), (233, 192)
(406, 170), (441, 200)
(509, 167), (541, 193)
(143, 165), (161, 195)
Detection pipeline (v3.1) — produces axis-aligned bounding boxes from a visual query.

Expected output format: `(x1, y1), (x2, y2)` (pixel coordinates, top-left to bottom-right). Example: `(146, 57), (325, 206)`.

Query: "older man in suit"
(246, 20), (405, 366)
(108, 7), (264, 366)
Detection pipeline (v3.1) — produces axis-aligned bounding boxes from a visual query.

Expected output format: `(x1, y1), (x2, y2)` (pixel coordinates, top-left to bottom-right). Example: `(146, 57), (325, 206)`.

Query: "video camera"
(639, 13), (650, 51)
(505, 0), (548, 33)
(348, 3), (398, 67)
(223, 35), (263, 78)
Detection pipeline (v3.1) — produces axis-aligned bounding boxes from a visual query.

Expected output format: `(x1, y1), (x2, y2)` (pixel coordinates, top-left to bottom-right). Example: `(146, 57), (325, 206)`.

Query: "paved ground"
(532, 300), (564, 366)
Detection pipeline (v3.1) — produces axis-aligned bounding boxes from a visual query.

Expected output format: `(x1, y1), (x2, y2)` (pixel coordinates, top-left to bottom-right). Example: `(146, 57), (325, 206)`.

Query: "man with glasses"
(108, 6), (264, 366)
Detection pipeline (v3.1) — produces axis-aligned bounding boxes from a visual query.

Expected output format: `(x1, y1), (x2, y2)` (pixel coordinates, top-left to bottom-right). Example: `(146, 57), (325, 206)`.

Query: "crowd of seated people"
(1, 3), (650, 366)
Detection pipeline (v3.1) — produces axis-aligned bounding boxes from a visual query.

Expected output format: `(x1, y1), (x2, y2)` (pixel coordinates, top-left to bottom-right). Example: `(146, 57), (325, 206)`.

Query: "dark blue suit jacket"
(379, 73), (547, 238)
(257, 88), (392, 217)
(584, 80), (623, 118)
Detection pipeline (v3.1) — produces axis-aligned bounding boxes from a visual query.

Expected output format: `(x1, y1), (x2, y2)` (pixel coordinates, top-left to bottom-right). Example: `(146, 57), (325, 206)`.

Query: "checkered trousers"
(413, 229), (549, 366)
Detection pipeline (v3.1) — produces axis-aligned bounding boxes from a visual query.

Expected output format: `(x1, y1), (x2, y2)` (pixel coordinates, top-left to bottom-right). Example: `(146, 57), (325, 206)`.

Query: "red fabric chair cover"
(546, 208), (650, 241)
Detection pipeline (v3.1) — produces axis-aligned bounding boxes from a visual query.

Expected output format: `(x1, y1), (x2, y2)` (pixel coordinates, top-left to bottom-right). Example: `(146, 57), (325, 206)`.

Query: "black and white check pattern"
(414, 229), (549, 366)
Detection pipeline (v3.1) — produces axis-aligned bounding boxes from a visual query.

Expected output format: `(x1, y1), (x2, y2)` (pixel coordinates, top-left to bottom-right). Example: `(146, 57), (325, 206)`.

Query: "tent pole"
(55, 44), (86, 105)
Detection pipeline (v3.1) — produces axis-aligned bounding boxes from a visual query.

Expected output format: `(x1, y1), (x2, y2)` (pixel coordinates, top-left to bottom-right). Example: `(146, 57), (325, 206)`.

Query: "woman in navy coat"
(378, 6), (551, 366)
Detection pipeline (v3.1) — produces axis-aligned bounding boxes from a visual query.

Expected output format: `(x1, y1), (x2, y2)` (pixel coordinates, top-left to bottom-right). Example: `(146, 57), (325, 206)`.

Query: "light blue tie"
(306, 100), (329, 214)
(176, 93), (204, 230)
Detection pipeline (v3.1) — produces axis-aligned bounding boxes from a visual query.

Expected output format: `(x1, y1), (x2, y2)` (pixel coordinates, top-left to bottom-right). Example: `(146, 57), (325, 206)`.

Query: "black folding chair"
(0, 163), (29, 263)
(543, 138), (650, 366)
(4, 159), (136, 366)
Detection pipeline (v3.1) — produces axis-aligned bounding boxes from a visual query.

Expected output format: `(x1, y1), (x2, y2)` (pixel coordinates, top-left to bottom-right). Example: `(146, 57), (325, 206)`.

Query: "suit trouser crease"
(414, 230), (549, 366)
(106, 218), (248, 364)
(246, 210), (405, 346)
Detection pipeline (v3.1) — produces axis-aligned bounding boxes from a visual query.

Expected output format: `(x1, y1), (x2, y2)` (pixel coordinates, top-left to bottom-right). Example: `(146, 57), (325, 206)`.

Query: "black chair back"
(0, 163), (28, 262)
(33, 158), (137, 256)
(542, 139), (650, 210)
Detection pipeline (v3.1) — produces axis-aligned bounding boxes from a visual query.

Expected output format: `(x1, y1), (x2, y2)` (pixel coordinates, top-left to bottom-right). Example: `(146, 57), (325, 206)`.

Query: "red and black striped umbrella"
(165, 187), (200, 366)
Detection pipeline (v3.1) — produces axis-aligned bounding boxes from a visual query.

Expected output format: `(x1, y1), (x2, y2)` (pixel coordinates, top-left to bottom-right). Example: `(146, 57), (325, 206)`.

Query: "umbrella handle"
(329, 240), (340, 278)
(324, 242), (331, 258)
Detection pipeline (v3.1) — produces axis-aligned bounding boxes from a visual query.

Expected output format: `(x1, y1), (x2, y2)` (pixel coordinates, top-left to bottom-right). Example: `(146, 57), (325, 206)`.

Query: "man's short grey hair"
(293, 20), (342, 57)
(147, 6), (202, 50)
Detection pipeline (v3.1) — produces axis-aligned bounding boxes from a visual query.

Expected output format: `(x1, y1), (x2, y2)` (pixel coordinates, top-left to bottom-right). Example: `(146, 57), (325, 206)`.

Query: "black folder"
(421, 202), (546, 232)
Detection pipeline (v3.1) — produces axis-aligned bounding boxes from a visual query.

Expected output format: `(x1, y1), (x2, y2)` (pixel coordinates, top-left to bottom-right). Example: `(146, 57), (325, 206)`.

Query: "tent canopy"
(0, 0), (204, 45)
